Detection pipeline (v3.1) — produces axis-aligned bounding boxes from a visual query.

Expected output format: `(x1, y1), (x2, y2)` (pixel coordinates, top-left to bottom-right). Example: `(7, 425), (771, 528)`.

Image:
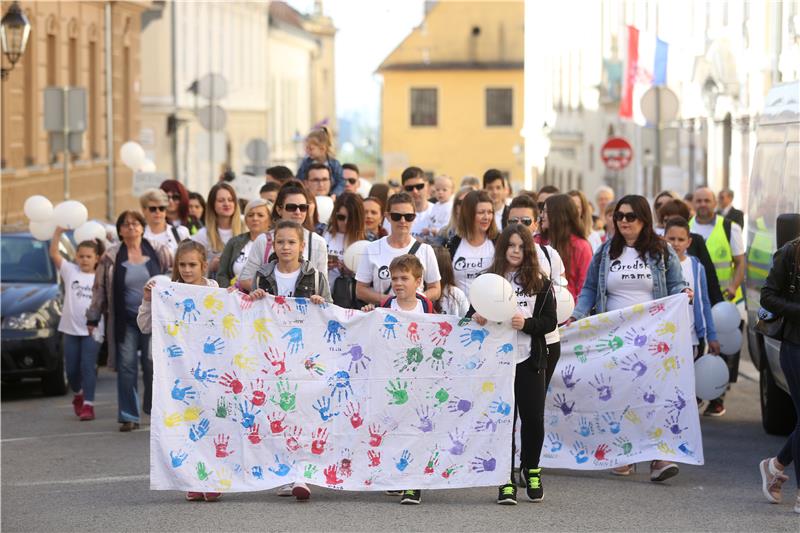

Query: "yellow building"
(377, 0), (524, 184)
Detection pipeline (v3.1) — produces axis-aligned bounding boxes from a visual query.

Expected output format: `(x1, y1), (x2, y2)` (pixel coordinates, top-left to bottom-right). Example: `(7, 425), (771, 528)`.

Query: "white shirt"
(452, 238), (495, 295)
(275, 267), (301, 297)
(191, 227), (234, 258)
(355, 236), (441, 296)
(680, 256), (699, 345)
(508, 274), (537, 364)
(535, 243), (563, 344)
(428, 199), (453, 231)
(588, 230), (604, 252)
(324, 231), (346, 288)
(239, 229), (328, 287)
(692, 218), (745, 256)
(606, 246), (654, 311)
(232, 239), (255, 279)
(439, 285), (470, 316)
(145, 225), (189, 255)
(58, 262), (103, 336)
(410, 203), (434, 239)
(390, 298), (424, 314)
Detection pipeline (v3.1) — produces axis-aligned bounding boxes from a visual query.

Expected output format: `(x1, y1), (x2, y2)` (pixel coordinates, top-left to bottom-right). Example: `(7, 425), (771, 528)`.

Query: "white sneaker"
(276, 483), (293, 497)
(794, 492), (800, 514)
(292, 481), (311, 501)
(759, 458), (788, 504)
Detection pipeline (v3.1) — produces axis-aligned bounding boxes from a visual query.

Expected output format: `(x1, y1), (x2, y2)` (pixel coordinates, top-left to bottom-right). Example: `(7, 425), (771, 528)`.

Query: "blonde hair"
(440, 186), (473, 238)
(244, 198), (270, 217)
(306, 127), (335, 158)
(172, 241), (208, 282)
(139, 188), (168, 209)
(205, 182), (243, 253)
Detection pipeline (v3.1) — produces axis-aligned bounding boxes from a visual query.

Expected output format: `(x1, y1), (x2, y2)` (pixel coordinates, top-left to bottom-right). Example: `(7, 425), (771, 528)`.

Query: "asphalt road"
(2, 358), (798, 532)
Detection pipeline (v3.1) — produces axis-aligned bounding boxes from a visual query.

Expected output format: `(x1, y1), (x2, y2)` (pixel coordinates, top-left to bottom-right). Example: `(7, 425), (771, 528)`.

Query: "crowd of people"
(48, 126), (799, 511)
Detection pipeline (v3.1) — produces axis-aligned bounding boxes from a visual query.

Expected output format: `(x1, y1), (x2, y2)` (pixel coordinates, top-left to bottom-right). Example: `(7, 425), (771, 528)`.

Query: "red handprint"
(214, 434), (234, 458)
(263, 347), (286, 376)
(272, 295), (291, 313)
(367, 450), (381, 467)
(247, 424), (263, 445)
(219, 371), (243, 394)
(343, 401), (363, 429)
(594, 443), (610, 461)
(407, 322), (420, 342)
(323, 464), (343, 485)
(368, 423), (386, 447)
(249, 378), (267, 406)
(340, 457), (353, 478)
(649, 303), (666, 316)
(311, 427), (329, 455)
(267, 412), (287, 434)
(285, 425), (303, 452)
(239, 295), (254, 311)
(649, 341), (670, 356)
(431, 321), (453, 346)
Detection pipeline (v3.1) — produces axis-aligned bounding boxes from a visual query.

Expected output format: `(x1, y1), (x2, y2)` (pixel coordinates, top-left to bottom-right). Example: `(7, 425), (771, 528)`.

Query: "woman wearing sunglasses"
(324, 193), (367, 288)
(160, 179), (202, 236)
(140, 188), (189, 255)
(568, 195), (689, 482)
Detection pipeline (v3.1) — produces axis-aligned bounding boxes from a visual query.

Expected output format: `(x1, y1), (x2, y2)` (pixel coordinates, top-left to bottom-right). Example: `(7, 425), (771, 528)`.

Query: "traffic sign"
(601, 137), (633, 171)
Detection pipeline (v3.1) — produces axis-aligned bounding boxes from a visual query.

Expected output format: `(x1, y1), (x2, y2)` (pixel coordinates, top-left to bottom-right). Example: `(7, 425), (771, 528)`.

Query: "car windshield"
(1, 235), (56, 283)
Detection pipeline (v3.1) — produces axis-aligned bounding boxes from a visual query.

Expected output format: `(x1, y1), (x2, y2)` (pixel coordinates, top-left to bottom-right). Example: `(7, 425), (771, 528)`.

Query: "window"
(410, 88), (437, 126)
(486, 88), (512, 126)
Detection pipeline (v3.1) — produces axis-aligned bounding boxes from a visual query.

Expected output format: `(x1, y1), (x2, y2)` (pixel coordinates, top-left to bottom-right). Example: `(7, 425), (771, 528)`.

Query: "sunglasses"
(167, 194), (181, 201)
(508, 217), (533, 226)
(389, 212), (417, 222)
(336, 214), (347, 221)
(283, 203), (309, 213)
(346, 178), (358, 185)
(147, 205), (167, 213)
(614, 212), (639, 222)
(404, 183), (426, 192)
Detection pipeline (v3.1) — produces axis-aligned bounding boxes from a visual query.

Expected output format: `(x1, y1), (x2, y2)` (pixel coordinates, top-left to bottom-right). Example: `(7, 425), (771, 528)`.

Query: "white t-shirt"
(355, 236), (441, 296)
(439, 285), (470, 316)
(535, 243), (563, 344)
(428, 199), (453, 231)
(410, 204), (434, 239)
(606, 246), (654, 311)
(324, 231), (346, 288)
(275, 267), (301, 297)
(692, 219), (745, 256)
(239, 229), (328, 287)
(390, 298), (424, 314)
(145, 225), (189, 255)
(588, 230), (604, 252)
(508, 274), (536, 364)
(58, 262), (103, 336)
(233, 239), (255, 279)
(680, 256), (698, 345)
(191, 227), (234, 258)
(452, 238), (495, 294)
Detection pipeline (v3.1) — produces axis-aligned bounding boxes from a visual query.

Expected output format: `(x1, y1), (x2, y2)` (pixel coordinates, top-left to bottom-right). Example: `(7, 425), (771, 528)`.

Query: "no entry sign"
(601, 137), (633, 170)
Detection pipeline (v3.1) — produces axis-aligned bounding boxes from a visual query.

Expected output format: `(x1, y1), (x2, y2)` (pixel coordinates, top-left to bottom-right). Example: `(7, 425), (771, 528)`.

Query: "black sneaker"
(525, 468), (544, 502)
(497, 483), (517, 505)
(400, 489), (421, 505)
(704, 398), (726, 417)
(516, 466), (527, 488)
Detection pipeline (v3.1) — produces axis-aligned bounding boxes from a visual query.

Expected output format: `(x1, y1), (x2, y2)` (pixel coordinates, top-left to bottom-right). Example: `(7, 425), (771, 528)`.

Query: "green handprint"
(386, 379), (409, 405)
(304, 464), (318, 479)
(394, 347), (424, 372)
(613, 436), (633, 455)
(428, 347), (452, 370)
(574, 344), (588, 363)
(196, 461), (213, 481)
(215, 397), (229, 418)
(458, 316), (472, 327)
(433, 387), (450, 406)
(271, 377), (297, 412)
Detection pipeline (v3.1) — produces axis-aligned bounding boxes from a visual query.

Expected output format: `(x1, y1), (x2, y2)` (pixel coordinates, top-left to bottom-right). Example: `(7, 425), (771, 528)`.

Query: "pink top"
(535, 233), (593, 301)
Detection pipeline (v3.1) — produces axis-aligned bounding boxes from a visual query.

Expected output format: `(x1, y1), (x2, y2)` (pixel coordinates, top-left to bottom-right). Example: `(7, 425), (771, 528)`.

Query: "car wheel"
(41, 355), (68, 396)
(760, 358), (796, 435)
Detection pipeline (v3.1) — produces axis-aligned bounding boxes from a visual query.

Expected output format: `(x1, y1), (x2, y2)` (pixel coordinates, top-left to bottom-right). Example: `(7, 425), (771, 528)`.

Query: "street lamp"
(0, 1), (31, 80)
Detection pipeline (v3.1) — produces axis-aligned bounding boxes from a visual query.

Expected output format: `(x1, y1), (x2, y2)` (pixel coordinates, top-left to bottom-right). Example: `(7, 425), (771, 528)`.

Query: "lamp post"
(0, 1), (31, 80)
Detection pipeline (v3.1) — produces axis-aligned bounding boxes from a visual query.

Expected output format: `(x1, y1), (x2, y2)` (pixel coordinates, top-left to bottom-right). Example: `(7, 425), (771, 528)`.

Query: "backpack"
(380, 293), (435, 313)
(332, 274), (364, 309)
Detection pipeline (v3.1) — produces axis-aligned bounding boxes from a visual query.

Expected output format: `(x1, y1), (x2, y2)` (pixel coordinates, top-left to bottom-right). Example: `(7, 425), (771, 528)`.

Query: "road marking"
(1, 428), (149, 443)
(7, 474), (148, 487)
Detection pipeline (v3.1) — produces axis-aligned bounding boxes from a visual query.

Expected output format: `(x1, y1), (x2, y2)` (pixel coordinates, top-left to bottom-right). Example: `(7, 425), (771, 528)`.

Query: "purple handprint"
(665, 414), (687, 435)
(415, 406), (435, 433)
(666, 388), (687, 414)
(620, 354), (647, 380)
(474, 414), (498, 433)
(447, 396), (473, 417)
(343, 344), (371, 374)
(552, 393), (575, 416)
(447, 429), (468, 455)
(589, 373), (612, 401)
(470, 453), (496, 473)
(561, 364), (581, 389)
(640, 386), (657, 404)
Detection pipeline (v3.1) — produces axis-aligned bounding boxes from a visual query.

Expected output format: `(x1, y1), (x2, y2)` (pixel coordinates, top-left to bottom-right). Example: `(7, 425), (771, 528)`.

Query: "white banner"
(540, 294), (704, 469)
(150, 283), (516, 492)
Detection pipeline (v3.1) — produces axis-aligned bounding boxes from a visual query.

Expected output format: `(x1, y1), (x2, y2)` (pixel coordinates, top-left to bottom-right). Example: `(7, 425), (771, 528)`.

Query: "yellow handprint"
(164, 412), (183, 428)
(624, 409), (641, 425)
(655, 356), (679, 380)
(165, 320), (183, 338)
(578, 319), (599, 333)
(233, 352), (258, 373)
(631, 303), (645, 315)
(203, 293), (225, 315)
(222, 313), (240, 339)
(657, 441), (676, 455)
(648, 427), (663, 439)
(252, 318), (273, 343)
(604, 360), (617, 370)
(656, 321), (677, 338)
(216, 467), (232, 491)
(183, 406), (202, 422)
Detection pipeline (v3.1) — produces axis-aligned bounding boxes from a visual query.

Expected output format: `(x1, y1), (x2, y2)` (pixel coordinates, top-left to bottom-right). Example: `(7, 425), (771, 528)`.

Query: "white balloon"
(343, 240), (370, 272)
(719, 327), (743, 355)
(24, 195), (53, 222)
(73, 221), (106, 244)
(555, 284), (575, 324)
(315, 195), (334, 224)
(357, 178), (372, 198)
(138, 159), (156, 173)
(694, 354), (729, 400)
(711, 301), (740, 333)
(53, 200), (88, 230)
(29, 218), (57, 241)
(120, 141), (146, 170)
(468, 273), (518, 322)
(150, 274), (172, 287)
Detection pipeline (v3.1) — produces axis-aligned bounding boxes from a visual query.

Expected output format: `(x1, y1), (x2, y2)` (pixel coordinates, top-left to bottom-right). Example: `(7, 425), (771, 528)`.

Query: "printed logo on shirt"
(453, 256), (490, 278)
(71, 280), (93, 300)
(610, 257), (652, 280)
(513, 286), (531, 308)
(378, 265), (391, 280)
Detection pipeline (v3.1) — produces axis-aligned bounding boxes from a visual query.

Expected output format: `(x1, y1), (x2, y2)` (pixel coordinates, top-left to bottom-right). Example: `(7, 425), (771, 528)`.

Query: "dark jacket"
(297, 156), (345, 197)
(719, 207), (745, 229)
(761, 240), (800, 344)
(217, 232), (255, 289)
(687, 232), (724, 305)
(255, 260), (332, 302)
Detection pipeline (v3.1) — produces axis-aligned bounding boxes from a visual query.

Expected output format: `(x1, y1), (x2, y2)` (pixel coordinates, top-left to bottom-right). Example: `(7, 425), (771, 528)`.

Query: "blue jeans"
(116, 323), (152, 423)
(62, 333), (101, 402)
(777, 340), (800, 484)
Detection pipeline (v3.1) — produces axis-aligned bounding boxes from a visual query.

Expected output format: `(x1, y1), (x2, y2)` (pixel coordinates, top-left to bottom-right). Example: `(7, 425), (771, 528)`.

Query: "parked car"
(1, 227), (75, 395)
(744, 81), (800, 435)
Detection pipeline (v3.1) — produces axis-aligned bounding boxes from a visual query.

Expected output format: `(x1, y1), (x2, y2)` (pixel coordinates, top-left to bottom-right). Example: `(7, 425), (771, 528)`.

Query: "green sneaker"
(497, 483), (517, 505)
(525, 468), (543, 502)
(400, 489), (421, 505)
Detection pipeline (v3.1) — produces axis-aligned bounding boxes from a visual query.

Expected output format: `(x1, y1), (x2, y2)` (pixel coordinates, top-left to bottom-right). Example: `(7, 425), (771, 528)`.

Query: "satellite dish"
(245, 139), (269, 164)
(196, 73), (228, 101)
(195, 105), (228, 131)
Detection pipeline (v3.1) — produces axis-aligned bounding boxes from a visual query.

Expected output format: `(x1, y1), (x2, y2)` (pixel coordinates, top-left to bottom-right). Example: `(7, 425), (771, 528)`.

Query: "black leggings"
(511, 342), (561, 474)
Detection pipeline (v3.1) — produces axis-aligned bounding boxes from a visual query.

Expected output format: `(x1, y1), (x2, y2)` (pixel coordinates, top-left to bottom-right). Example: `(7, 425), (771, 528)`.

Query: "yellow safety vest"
(690, 215), (743, 302)
(747, 217), (774, 283)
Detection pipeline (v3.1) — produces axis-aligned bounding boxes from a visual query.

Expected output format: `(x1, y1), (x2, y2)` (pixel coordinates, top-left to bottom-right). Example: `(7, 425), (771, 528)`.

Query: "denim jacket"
(573, 240), (687, 319)
(687, 255), (717, 342)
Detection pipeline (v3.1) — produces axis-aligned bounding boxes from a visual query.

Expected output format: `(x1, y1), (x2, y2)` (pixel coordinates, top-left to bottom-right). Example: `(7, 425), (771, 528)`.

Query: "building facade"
(378, 0), (524, 184)
(1, 0), (146, 224)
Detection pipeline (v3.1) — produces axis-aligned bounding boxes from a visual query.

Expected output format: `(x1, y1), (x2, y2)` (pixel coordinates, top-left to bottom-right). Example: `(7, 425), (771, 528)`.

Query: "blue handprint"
(561, 364), (581, 389)
(295, 297), (309, 315)
(267, 454), (292, 477)
(237, 401), (261, 429)
(552, 393), (575, 416)
(381, 315), (399, 339)
(641, 386), (657, 404)
(415, 406), (435, 432)
(571, 441), (589, 464)
(251, 465), (264, 479)
(575, 416), (593, 437)
(324, 320), (346, 344)
(546, 432), (563, 453)
(171, 379), (197, 405)
(189, 418), (210, 442)
(192, 362), (218, 387)
(327, 370), (353, 403)
(165, 344), (184, 358)
(176, 298), (199, 322)
(620, 354), (647, 380)
(169, 449), (188, 468)
(678, 441), (695, 456)
(589, 373), (612, 401)
(497, 343), (514, 355)
(395, 449), (413, 471)
(203, 336), (225, 355)
(490, 398), (512, 417)
(313, 396), (339, 421)
(470, 453), (496, 473)
(601, 412), (622, 434)
(459, 327), (489, 348)
(282, 327), (304, 354)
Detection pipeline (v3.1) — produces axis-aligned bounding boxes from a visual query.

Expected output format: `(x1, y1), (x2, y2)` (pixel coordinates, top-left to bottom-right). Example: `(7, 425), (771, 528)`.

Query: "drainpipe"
(104, 1), (115, 220)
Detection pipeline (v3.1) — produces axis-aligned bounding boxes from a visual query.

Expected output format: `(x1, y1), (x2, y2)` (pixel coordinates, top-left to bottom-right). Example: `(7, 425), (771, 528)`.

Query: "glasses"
(614, 212), (639, 222)
(508, 217), (533, 226)
(346, 178), (358, 185)
(167, 194), (181, 201)
(147, 205), (167, 213)
(336, 214), (347, 221)
(283, 203), (310, 213)
(389, 212), (417, 222)
(404, 183), (426, 192)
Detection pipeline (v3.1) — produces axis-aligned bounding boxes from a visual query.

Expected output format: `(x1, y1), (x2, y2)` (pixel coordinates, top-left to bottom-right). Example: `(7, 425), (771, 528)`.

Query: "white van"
(745, 81), (800, 435)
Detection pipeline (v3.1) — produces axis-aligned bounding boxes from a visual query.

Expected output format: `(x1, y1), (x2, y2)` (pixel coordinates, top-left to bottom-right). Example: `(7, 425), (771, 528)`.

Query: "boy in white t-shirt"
(424, 175), (455, 243)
